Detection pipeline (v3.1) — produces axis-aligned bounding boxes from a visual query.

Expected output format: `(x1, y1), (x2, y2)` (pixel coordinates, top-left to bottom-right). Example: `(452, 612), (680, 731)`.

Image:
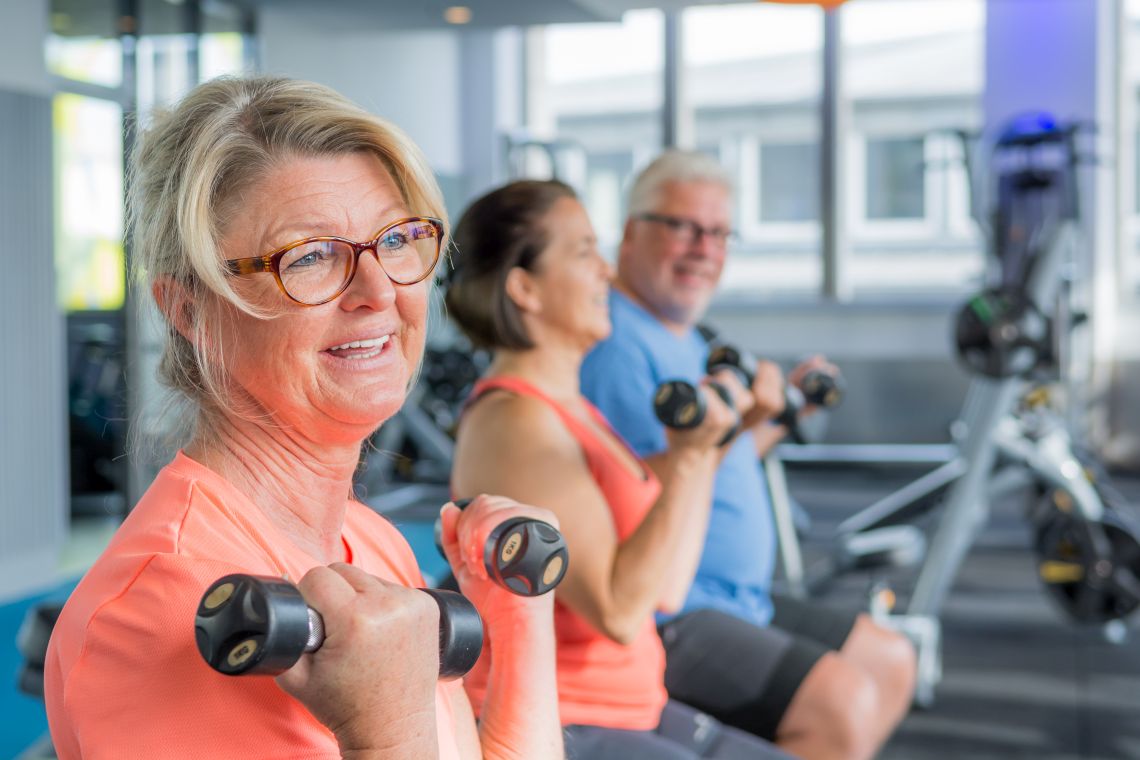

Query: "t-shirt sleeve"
(52, 555), (339, 760)
(581, 336), (667, 458)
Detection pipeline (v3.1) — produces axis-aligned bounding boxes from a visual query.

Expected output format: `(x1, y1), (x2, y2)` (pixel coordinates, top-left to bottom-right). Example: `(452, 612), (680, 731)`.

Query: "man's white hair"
(626, 148), (734, 217)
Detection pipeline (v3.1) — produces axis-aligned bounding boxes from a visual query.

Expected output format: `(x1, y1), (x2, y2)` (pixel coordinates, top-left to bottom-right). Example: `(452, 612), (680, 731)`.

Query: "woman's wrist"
(335, 705), (438, 759)
(481, 591), (556, 637)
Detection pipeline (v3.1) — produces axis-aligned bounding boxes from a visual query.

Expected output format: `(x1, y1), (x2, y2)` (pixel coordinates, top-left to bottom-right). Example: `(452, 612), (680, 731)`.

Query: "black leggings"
(564, 700), (793, 759)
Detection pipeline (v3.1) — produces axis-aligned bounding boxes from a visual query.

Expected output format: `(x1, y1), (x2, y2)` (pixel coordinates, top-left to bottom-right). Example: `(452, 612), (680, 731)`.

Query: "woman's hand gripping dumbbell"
(435, 496), (569, 597)
(194, 570), (484, 680)
(652, 378), (743, 446)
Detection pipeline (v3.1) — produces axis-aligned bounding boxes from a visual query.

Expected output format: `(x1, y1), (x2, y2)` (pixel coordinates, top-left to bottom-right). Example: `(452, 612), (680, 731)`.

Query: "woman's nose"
(339, 250), (398, 311)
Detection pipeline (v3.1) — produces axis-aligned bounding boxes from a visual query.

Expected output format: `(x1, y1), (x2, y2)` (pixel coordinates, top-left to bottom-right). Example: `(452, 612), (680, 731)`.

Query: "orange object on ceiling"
(764, 0), (849, 8)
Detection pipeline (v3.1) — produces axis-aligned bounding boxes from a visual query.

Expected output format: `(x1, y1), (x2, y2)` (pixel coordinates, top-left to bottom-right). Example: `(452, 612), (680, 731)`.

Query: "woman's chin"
(320, 393), (406, 438)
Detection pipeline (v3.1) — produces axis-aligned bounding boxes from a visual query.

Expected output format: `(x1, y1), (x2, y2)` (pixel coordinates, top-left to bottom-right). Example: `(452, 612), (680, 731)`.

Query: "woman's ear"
(152, 275), (197, 343)
(504, 266), (542, 315)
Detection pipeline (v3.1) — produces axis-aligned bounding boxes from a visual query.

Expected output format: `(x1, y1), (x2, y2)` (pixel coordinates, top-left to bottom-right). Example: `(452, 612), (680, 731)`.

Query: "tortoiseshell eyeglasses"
(224, 216), (444, 306)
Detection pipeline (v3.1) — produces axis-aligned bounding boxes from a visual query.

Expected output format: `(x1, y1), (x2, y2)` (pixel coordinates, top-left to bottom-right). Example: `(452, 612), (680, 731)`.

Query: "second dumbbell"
(435, 498), (569, 597)
(653, 380), (740, 446)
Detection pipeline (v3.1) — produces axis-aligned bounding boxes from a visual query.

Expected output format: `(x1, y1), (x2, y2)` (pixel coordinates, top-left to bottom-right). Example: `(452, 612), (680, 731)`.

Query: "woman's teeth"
(327, 335), (390, 359)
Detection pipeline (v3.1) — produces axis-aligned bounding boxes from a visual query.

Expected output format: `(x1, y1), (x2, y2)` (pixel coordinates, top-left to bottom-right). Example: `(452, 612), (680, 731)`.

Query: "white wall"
(0, 0), (64, 600)
(259, 8), (462, 175)
(0, 0), (51, 96)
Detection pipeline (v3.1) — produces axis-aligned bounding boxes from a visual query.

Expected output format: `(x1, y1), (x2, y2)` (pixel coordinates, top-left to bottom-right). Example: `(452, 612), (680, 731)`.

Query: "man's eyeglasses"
(634, 212), (735, 248)
(224, 216), (444, 306)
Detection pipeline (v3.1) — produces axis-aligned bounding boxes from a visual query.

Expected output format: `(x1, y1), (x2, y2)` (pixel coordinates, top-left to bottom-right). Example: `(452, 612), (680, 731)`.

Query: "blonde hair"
(626, 148), (734, 217)
(129, 75), (447, 439)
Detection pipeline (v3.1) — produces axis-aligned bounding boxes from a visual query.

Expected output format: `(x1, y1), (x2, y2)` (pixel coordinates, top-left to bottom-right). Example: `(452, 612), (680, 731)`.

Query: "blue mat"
(392, 519), (451, 587)
(0, 579), (77, 758)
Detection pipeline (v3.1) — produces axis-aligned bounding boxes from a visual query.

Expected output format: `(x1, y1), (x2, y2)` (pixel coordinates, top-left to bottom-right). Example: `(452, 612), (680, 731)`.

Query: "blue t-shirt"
(581, 289), (777, 627)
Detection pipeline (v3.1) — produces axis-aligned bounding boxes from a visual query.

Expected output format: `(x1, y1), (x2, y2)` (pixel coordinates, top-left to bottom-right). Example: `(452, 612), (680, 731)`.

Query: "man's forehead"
(657, 179), (728, 203)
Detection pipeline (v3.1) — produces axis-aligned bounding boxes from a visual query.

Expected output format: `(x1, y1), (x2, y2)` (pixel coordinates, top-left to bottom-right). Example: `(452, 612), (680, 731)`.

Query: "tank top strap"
(467, 376), (599, 444)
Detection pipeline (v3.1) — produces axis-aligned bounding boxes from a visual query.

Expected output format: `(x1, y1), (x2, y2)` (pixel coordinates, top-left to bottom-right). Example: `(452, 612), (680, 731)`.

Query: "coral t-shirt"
(45, 451), (464, 760)
(459, 376), (668, 731)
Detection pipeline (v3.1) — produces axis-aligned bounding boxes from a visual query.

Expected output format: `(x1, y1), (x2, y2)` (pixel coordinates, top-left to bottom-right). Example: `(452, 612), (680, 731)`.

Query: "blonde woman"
(44, 77), (563, 760)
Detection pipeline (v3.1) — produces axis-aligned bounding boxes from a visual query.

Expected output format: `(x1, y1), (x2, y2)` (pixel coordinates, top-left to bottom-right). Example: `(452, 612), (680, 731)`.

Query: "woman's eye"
(283, 244), (334, 270)
(379, 232), (410, 251)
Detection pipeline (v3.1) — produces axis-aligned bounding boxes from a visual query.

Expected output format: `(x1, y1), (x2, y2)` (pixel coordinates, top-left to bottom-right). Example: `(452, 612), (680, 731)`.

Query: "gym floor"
(3, 469), (1139, 758)
(791, 465), (1140, 760)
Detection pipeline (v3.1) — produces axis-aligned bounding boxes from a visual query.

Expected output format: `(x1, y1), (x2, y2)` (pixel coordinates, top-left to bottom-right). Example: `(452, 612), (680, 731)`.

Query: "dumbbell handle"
(289, 590), (474, 673)
(300, 607), (325, 653)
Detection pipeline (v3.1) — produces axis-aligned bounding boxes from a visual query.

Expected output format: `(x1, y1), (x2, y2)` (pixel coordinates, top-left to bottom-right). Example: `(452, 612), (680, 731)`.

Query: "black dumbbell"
(707, 342), (844, 444)
(434, 498), (569, 597)
(194, 574), (484, 680)
(706, 344), (757, 387)
(799, 369), (845, 408)
(708, 342), (794, 432)
(653, 380), (739, 446)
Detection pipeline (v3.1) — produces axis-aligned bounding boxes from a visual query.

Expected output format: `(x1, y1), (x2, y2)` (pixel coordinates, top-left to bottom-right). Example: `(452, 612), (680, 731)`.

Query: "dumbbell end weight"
(485, 517), (569, 597)
(436, 500), (569, 597)
(194, 574), (317, 676)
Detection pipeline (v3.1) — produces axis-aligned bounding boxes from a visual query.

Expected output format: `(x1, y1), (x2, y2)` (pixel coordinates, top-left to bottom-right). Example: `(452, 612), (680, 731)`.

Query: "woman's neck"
(487, 343), (584, 403)
(186, 411), (361, 564)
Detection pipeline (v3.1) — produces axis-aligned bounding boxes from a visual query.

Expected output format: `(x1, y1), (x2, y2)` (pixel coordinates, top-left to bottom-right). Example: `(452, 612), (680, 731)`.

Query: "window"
(684, 3), (824, 297)
(518, 0), (984, 299)
(1124, 1), (1140, 291)
(46, 0), (122, 87)
(53, 95), (125, 311)
(865, 137), (925, 220)
(842, 0), (985, 295)
(759, 142), (820, 223)
(201, 2), (249, 82)
(524, 10), (663, 249)
(585, 151), (635, 242)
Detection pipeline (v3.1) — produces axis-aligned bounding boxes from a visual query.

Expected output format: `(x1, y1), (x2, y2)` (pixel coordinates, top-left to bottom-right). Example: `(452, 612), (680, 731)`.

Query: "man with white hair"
(581, 149), (917, 760)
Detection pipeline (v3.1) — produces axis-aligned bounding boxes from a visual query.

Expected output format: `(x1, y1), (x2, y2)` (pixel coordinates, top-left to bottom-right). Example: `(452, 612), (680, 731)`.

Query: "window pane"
(54, 94), (125, 311)
(525, 10), (663, 249)
(842, 0), (985, 296)
(136, 0), (199, 115)
(684, 3), (823, 297)
(1125, 1), (1140, 291)
(201, 2), (248, 82)
(866, 137), (925, 220)
(760, 142), (819, 223)
(46, 0), (122, 87)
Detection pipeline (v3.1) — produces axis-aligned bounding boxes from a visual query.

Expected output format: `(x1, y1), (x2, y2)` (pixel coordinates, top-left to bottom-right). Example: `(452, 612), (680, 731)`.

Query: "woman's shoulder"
(461, 385), (581, 453)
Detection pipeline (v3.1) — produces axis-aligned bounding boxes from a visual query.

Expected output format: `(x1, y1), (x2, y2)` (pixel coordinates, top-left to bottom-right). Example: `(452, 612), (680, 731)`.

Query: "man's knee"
(780, 653), (880, 757)
(846, 614), (918, 701)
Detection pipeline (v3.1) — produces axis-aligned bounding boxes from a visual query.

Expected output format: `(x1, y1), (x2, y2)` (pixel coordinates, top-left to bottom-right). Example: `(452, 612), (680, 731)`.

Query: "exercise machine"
(768, 114), (1140, 707)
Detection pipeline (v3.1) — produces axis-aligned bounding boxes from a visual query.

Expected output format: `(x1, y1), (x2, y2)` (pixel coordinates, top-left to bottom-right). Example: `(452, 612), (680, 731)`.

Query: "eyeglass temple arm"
(225, 257), (274, 275)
